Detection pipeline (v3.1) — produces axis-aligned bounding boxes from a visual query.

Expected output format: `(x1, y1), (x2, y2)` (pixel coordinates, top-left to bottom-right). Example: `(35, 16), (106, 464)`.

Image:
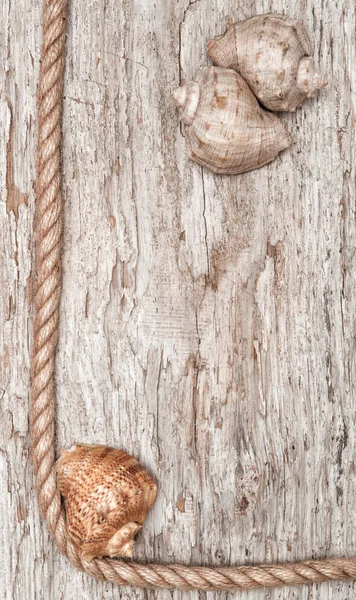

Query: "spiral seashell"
(173, 66), (292, 175)
(57, 444), (157, 561)
(208, 13), (327, 112)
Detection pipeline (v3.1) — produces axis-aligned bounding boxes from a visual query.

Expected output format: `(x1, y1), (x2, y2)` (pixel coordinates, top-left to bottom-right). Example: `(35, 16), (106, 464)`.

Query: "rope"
(31, 0), (356, 592)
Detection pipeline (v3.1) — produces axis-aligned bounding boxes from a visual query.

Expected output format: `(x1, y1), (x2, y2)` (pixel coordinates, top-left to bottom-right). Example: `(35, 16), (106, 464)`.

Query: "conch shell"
(173, 66), (292, 175)
(57, 444), (157, 561)
(208, 14), (327, 112)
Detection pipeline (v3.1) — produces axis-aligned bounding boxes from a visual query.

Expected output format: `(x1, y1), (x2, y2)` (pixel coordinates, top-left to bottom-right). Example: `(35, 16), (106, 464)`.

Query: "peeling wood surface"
(0, 0), (356, 599)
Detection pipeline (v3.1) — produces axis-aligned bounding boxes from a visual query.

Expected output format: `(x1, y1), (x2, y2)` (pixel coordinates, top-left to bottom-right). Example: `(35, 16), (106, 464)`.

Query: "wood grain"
(0, 0), (355, 598)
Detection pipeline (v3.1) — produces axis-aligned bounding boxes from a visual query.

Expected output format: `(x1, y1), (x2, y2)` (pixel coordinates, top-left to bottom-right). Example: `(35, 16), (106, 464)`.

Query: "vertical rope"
(32, 0), (69, 553)
(30, 0), (356, 591)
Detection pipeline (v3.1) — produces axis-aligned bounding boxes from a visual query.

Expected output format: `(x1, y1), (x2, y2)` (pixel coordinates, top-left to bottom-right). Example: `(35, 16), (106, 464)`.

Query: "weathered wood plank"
(1, 0), (355, 598)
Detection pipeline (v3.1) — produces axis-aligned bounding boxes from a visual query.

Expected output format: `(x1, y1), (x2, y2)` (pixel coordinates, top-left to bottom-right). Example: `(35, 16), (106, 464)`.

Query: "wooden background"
(0, 0), (355, 598)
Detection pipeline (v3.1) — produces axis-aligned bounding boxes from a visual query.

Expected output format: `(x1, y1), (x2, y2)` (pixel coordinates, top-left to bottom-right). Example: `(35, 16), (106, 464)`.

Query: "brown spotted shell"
(57, 444), (157, 561)
(208, 14), (327, 112)
(173, 66), (292, 175)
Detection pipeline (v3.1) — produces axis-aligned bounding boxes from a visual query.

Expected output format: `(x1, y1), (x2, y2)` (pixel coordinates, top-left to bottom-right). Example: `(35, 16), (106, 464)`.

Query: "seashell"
(173, 66), (292, 175)
(57, 444), (157, 561)
(208, 13), (327, 112)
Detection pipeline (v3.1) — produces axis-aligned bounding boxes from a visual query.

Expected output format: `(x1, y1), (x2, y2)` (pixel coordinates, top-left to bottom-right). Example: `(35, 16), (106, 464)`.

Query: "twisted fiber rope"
(30, 0), (356, 591)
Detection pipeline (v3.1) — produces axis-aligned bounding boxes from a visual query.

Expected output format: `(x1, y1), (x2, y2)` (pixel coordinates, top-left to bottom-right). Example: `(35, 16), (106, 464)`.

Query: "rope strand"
(31, 0), (356, 591)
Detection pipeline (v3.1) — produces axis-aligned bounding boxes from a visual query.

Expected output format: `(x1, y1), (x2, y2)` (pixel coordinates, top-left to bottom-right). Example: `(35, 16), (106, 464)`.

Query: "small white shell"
(173, 66), (292, 175)
(208, 13), (327, 112)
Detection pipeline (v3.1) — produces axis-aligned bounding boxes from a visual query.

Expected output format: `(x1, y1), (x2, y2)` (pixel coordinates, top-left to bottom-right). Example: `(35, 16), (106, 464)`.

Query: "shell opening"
(297, 56), (328, 98)
(172, 81), (200, 126)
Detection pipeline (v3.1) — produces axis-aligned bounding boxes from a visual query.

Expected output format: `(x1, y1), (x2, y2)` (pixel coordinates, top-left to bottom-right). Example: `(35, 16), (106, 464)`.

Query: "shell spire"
(297, 56), (328, 98)
(172, 81), (200, 125)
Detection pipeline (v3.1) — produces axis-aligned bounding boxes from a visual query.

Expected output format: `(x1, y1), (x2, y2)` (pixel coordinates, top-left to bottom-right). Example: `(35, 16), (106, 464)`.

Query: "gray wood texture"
(0, 0), (355, 598)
